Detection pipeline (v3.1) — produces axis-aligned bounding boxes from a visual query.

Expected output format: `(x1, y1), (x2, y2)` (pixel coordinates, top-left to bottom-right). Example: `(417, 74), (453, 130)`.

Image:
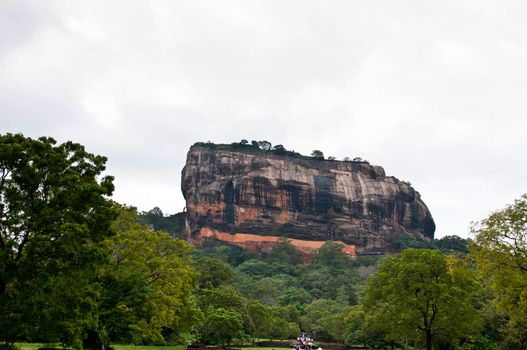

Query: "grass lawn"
(15, 343), (48, 350)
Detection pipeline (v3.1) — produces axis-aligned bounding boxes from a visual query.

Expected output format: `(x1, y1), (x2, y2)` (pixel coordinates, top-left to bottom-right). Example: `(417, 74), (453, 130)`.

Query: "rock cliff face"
(181, 145), (435, 254)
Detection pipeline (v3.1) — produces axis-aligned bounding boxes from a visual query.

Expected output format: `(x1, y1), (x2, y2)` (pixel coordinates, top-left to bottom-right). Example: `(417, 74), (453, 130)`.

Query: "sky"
(1, 0), (526, 238)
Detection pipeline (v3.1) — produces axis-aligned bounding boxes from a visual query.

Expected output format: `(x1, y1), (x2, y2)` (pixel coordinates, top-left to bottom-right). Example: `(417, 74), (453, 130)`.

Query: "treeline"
(340, 196), (527, 350)
(191, 140), (368, 162)
(192, 139), (304, 158)
(2, 133), (527, 350)
(0, 134), (198, 349)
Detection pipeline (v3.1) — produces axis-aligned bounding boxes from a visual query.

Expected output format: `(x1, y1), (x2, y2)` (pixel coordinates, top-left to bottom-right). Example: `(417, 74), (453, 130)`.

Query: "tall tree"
(93, 205), (200, 349)
(258, 141), (272, 151)
(0, 133), (115, 347)
(301, 299), (344, 341)
(197, 286), (249, 344)
(246, 301), (273, 344)
(310, 150), (324, 159)
(194, 256), (234, 289)
(470, 194), (527, 348)
(362, 249), (482, 350)
(201, 307), (243, 345)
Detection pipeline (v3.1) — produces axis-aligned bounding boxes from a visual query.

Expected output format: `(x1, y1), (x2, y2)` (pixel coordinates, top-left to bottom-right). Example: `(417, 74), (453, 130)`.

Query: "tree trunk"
(0, 277), (6, 297)
(97, 326), (109, 350)
(425, 328), (433, 350)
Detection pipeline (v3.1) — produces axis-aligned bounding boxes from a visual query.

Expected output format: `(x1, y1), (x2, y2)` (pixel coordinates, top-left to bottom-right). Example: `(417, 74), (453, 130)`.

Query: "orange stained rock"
(198, 227), (356, 256)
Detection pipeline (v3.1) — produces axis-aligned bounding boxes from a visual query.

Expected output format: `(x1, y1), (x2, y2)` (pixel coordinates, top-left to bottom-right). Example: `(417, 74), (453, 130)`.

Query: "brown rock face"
(181, 145), (435, 254)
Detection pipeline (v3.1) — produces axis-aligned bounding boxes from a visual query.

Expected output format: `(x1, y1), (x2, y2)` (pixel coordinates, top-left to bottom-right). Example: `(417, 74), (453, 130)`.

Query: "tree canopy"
(470, 194), (527, 348)
(362, 249), (482, 350)
(0, 133), (115, 347)
(92, 205), (200, 349)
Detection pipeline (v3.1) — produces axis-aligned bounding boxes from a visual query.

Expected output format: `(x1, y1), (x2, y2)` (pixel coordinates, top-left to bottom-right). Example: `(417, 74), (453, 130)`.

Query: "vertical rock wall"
(181, 145), (435, 254)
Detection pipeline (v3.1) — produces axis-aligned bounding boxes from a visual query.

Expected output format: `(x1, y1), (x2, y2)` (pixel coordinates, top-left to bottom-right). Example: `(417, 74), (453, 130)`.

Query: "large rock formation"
(181, 144), (435, 254)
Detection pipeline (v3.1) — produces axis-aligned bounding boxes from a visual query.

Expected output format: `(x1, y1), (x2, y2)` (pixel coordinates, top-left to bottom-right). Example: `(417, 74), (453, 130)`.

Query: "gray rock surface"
(182, 145), (435, 253)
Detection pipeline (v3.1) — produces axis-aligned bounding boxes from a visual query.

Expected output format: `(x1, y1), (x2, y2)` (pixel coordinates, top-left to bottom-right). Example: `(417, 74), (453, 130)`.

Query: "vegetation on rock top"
(191, 140), (369, 163)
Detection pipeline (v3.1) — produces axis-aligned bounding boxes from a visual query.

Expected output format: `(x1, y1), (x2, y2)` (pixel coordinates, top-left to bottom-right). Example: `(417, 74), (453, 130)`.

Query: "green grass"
(15, 343), (49, 350)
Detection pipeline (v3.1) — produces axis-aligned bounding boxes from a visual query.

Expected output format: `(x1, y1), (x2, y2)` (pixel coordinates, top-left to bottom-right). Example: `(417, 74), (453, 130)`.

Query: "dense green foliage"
(0, 134), (200, 349)
(117, 209), (478, 348)
(191, 140), (306, 159)
(0, 134), (116, 347)
(3, 133), (527, 350)
(137, 207), (186, 239)
(395, 233), (470, 253)
(92, 205), (199, 349)
(470, 194), (527, 349)
(362, 249), (482, 350)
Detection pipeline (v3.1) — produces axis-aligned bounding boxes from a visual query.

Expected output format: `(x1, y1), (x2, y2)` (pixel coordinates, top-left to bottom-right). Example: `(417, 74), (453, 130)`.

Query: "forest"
(1, 133), (526, 350)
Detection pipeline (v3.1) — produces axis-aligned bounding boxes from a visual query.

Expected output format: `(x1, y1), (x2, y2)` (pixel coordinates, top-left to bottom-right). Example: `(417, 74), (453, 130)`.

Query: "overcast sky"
(1, 0), (526, 238)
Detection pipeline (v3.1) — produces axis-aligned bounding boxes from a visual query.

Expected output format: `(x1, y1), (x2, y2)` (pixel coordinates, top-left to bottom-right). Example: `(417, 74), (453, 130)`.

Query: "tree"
(0, 133), (115, 347)
(279, 287), (312, 308)
(362, 249), (482, 350)
(314, 241), (348, 272)
(311, 150), (324, 159)
(92, 205), (200, 349)
(138, 209), (186, 239)
(197, 286), (249, 344)
(300, 299), (344, 341)
(269, 238), (303, 266)
(394, 231), (435, 250)
(195, 256), (234, 289)
(270, 318), (300, 341)
(148, 206), (163, 216)
(343, 305), (383, 349)
(435, 235), (470, 254)
(247, 301), (273, 344)
(236, 259), (273, 278)
(258, 140), (272, 151)
(201, 307), (243, 345)
(470, 194), (527, 349)
(248, 276), (285, 306)
(272, 144), (286, 154)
